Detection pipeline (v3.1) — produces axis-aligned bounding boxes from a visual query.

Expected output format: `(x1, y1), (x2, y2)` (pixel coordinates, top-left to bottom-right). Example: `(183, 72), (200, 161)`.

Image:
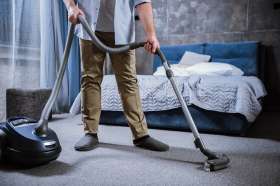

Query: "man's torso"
(96, 0), (116, 32)
(76, 0), (150, 44)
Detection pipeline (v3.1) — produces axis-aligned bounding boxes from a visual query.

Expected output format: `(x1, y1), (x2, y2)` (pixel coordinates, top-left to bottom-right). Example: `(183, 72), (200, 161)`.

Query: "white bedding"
(70, 75), (267, 123)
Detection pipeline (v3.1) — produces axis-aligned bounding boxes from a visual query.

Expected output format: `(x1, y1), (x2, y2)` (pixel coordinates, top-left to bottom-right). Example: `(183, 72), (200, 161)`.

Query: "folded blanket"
(70, 75), (267, 123)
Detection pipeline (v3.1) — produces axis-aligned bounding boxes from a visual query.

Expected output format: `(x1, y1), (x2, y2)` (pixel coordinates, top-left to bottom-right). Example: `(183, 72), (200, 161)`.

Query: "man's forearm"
(136, 3), (156, 36)
(63, 0), (76, 10)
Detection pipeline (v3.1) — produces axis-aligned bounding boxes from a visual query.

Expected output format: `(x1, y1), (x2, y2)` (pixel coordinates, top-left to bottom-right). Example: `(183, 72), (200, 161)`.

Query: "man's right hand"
(68, 5), (85, 24)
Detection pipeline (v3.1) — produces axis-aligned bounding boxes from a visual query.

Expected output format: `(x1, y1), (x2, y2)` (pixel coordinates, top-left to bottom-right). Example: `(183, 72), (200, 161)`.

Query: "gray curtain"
(40, 0), (81, 113)
(0, 0), (41, 121)
(40, 0), (69, 113)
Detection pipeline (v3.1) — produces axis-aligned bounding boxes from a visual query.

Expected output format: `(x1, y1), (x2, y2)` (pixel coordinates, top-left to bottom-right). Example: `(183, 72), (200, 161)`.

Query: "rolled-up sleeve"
(134, 0), (151, 7)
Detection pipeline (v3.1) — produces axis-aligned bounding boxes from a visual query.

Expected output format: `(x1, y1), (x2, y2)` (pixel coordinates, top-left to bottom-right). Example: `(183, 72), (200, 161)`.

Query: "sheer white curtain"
(0, 0), (41, 121)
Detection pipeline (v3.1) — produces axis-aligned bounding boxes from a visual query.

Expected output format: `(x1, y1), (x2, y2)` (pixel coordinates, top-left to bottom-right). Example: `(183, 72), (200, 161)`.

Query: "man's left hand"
(144, 34), (160, 54)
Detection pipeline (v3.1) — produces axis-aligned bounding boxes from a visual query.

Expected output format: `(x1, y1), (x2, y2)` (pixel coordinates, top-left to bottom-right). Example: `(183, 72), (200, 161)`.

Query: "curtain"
(40, 0), (80, 113)
(0, 0), (41, 121)
(0, 0), (81, 121)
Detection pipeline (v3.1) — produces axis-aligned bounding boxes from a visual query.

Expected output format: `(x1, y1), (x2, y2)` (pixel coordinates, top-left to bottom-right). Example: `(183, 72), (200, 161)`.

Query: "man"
(63, 0), (169, 152)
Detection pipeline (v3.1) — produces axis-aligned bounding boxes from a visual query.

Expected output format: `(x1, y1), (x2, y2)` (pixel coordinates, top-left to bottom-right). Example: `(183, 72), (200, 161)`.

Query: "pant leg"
(105, 36), (148, 139)
(79, 38), (106, 134)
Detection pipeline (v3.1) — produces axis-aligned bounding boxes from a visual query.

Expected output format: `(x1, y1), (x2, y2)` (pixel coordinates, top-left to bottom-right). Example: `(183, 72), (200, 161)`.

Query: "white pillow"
(179, 51), (211, 66)
(153, 64), (191, 76)
(184, 62), (244, 76)
(153, 63), (244, 76)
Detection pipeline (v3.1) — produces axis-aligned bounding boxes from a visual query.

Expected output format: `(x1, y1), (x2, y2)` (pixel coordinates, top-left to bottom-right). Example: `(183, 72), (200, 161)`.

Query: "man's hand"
(145, 34), (160, 54)
(68, 5), (85, 24)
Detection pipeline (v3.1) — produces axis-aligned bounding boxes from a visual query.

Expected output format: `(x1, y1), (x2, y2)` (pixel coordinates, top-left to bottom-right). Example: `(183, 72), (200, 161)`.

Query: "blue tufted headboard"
(153, 41), (260, 76)
(153, 43), (205, 72)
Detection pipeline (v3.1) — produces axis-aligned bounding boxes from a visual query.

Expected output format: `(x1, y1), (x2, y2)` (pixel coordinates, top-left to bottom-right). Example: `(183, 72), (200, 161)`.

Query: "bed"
(71, 41), (267, 135)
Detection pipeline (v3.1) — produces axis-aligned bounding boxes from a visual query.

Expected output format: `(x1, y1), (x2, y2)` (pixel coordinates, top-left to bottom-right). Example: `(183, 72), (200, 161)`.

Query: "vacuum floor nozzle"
(203, 154), (230, 172)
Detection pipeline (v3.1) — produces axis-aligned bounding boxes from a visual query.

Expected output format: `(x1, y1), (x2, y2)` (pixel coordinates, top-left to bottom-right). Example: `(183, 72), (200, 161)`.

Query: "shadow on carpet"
(0, 143), (208, 176)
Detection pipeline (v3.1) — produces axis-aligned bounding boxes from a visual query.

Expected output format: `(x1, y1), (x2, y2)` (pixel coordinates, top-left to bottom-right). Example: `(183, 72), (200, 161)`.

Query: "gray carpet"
(1, 114), (280, 186)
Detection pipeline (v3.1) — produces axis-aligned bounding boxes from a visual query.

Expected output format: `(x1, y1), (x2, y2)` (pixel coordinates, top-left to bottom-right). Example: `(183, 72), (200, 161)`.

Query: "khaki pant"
(79, 31), (148, 139)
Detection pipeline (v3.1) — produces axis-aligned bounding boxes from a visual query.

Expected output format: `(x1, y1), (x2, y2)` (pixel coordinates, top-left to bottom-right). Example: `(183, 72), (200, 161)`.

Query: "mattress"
(71, 74), (266, 123)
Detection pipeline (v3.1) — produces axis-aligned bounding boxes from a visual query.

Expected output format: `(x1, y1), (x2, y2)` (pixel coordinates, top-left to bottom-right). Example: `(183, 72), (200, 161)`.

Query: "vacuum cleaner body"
(0, 24), (75, 167)
(0, 117), (61, 166)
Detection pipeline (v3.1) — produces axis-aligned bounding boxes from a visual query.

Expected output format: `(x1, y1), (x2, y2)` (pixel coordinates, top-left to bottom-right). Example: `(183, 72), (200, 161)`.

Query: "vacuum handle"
(155, 48), (171, 67)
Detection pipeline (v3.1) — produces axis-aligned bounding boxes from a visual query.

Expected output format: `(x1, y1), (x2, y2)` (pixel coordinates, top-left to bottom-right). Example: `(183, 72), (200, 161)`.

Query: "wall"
(135, 0), (280, 110)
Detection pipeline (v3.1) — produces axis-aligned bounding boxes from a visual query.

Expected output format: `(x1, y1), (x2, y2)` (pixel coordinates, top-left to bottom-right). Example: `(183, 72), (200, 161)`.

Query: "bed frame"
(100, 41), (265, 135)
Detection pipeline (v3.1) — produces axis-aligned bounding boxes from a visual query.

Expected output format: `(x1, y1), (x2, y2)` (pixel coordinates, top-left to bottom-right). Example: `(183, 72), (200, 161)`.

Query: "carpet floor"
(0, 114), (280, 186)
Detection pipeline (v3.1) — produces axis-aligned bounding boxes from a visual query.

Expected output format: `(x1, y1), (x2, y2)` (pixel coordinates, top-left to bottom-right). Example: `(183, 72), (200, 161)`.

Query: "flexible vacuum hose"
(35, 16), (161, 136)
(35, 24), (75, 136)
(78, 16), (146, 53)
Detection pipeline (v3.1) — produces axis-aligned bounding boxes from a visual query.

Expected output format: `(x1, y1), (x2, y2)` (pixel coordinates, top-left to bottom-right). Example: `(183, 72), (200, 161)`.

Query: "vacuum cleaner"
(0, 16), (230, 171)
(0, 24), (77, 166)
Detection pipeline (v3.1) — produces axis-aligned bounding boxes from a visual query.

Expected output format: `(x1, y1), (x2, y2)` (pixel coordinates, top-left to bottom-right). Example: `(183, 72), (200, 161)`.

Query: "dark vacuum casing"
(0, 118), (61, 166)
